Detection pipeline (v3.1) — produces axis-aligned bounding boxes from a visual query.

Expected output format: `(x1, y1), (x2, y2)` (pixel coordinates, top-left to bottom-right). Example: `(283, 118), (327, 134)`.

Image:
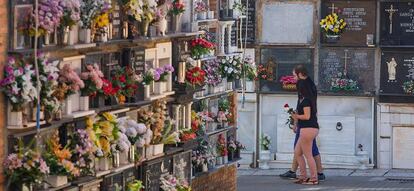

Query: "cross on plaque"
(385, 4), (398, 34)
(328, 3), (336, 14)
(342, 50), (351, 75)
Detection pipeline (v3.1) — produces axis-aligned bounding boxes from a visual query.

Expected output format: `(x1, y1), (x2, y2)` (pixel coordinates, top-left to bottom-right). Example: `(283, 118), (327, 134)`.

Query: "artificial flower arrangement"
(284, 104), (295, 129)
(118, 118), (148, 147)
(44, 131), (80, 187)
(203, 60), (223, 87)
(124, 0), (158, 23)
(138, 69), (155, 86)
(280, 75), (297, 91)
(186, 66), (206, 88)
(127, 179), (144, 191)
(216, 134), (228, 159)
(242, 57), (257, 81)
(59, 0), (81, 29)
(80, 64), (105, 97)
(220, 56), (243, 82)
(170, 0), (185, 15)
(161, 118), (181, 145)
(149, 100), (168, 144)
(194, 1), (208, 13)
(216, 111), (228, 127)
(403, 81), (414, 95)
(0, 56), (38, 112)
(68, 128), (95, 177)
(320, 13), (347, 39)
(111, 67), (140, 104)
(154, 65), (175, 82)
(190, 38), (215, 59)
(233, 1), (247, 15)
(55, 64), (85, 102)
(25, 0), (64, 37)
(79, 0), (111, 30)
(218, 99), (233, 125)
(3, 139), (50, 188)
(179, 129), (197, 142)
(93, 12), (111, 41)
(330, 72), (359, 92)
(256, 64), (273, 81)
(160, 174), (192, 191)
(227, 139), (237, 161)
(261, 134), (271, 151)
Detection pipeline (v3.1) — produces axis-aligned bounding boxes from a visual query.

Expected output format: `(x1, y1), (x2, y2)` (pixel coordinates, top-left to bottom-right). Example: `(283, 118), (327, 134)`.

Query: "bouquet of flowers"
(170, 0), (185, 15)
(36, 53), (61, 114)
(190, 38), (215, 59)
(227, 140), (237, 153)
(203, 60), (222, 86)
(194, 1), (207, 13)
(138, 69), (155, 86)
(160, 119), (181, 145)
(68, 129), (95, 176)
(330, 72), (359, 92)
(216, 111), (228, 124)
(124, 0), (158, 22)
(0, 56), (37, 111)
(94, 12), (110, 35)
(320, 13), (347, 36)
(160, 174), (191, 191)
(111, 67), (140, 103)
(256, 64), (273, 81)
(280, 75), (297, 91)
(79, 0), (111, 29)
(80, 64), (104, 97)
(56, 64), (85, 100)
(220, 56), (242, 82)
(149, 100), (167, 144)
(235, 141), (246, 151)
(233, 1), (247, 15)
(118, 118), (148, 147)
(3, 140), (49, 186)
(197, 111), (215, 124)
(284, 104), (295, 129)
(403, 81), (414, 95)
(179, 129), (197, 142)
(87, 113), (120, 158)
(154, 65), (175, 82)
(60, 0), (81, 29)
(44, 131), (80, 178)
(261, 134), (271, 151)
(186, 66), (206, 87)
(216, 134), (228, 157)
(25, 0), (64, 36)
(242, 57), (257, 81)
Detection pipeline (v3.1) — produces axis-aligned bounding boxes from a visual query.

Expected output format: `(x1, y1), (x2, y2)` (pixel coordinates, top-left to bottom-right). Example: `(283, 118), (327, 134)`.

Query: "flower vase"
(228, 152), (234, 161)
(44, 33), (50, 45)
(113, 152), (121, 168)
(223, 156), (228, 164)
(216, 157), (223, 165)
(154, 82), (167, 95)
(207, 11), (215, 19)
(129, 147), (136, 163)
(208, 85), (215, 94)
(62, 26), (70, 45)
(45, 111), (53, 124)
(139, 20), (150, 38)
(79, 96), (89, 111)
(21, 183), (33, 191)
(99, 157), (111, 171)
(197, 12), (207, 20)
(202, 163), (208, 172)
(167, 73), (173, 92)
(45, 175), (68, 188)
(172, 14), (183, 33)
(145, 145), (154, 158)
(31, 106), (44, 122)
(119, 150), (129, 165)
(259, 150), (271, 170)
(79, 28), (91, 44)
(325, 34), (340, 43)
(8, 110), (23, 127)
(157, 17), (167, 36)
(144, 85), (151, 99)
(122, 21), (129, 39)
(153, 144), (164, 156)
(227, 81), (233, 90)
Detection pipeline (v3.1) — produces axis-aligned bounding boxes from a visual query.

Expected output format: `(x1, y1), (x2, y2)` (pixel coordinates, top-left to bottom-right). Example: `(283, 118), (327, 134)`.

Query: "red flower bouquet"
(280, 75), (297, 91)
(186, 66), (206, 87)
(101, 78), (117, 97)
(111, 67), (139, 103)
(180, 129), (197, 142)
(257, 64), (273, 81)
(190, 38), (215, 59)
(170, 0), (185, 15)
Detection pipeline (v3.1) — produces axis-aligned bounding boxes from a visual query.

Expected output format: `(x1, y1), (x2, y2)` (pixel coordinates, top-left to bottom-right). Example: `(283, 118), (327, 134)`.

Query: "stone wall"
(0, 0), (8, 189)
(191, 164), (237, 191)
(377, 103), (414, 169)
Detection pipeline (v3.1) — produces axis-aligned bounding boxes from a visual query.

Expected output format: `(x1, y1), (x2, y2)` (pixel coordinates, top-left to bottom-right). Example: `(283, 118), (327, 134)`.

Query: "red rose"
(284, 104), (289, 108)
(119, 76), (126, 83)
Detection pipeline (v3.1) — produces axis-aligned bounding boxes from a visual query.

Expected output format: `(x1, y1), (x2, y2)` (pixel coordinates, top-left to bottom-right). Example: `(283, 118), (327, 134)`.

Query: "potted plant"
(138, 109), (155, 158)
(260, 134), (271, 170)
(44, 131), (80, 187)
(330, 72), (359, 92)
(403, 81), (414, 95)
(0, 56), (38, 128)
(170, 0), (185, 32)
(232, 1), (246, 18)
(320, 12), (347, 43)
(4, 140), (49, 191)
(160, 174), (191, 191)
(195, 1), (208, 20)
(216, 135), (228, 165)
(280, 75), (297, 91)
(59, 0), (81, 45)
(149, 101), (168, 155)
(235, 140), (246, 159)
(257, 64), (273, 81)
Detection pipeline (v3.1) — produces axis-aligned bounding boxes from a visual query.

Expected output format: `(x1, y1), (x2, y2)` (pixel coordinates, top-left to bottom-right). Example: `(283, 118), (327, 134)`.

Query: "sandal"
(301, 179), (319, 185)
(293, 178), (308, 184)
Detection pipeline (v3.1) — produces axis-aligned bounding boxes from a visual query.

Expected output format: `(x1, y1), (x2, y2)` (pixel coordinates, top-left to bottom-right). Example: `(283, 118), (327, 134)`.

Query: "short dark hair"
(294, 65), (308, 77)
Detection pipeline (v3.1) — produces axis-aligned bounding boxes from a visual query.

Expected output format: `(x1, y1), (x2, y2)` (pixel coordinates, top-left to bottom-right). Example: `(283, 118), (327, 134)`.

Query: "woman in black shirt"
(292, 81), (319, 185)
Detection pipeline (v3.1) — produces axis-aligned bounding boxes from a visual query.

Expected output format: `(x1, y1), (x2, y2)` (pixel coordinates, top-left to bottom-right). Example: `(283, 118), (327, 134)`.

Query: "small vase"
(8, 109), (23, 127)
(172, 14), (183, 33)
(223, 156), (228, 164)
(119, 150), (129, 165)
(44, 33), (50, 45)
(153, 144), (164, 155)
(129, 147), (136, 163)
(79, 96), (89, 111)
(45, 175), (68, 188)
(99, 157), (111, 171)
(139, 20), (150, 38)
(122, 21), (129, 39)
(144, 85), (151, 99)
(62, 26), (70, 45)
(166, 73), (173, 92)
(145, 145), (154, 158)
(197, 12), (207, 20)
(157, 17), (168, 36)
(79, 28), (91, 43)
(63, 98), (72, 115)
(216, 157), (223, 165)
(207, 11), (215, 19)
(154, 82), (167, 95)
(202, 163), (208, 172)
(31, 106), (44, 122)
(208, 85), (215, 94)
(227, 81), (233, 90)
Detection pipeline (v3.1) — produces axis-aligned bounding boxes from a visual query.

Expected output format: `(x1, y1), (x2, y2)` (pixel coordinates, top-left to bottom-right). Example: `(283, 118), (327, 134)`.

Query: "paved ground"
(237, 169), (414, 191)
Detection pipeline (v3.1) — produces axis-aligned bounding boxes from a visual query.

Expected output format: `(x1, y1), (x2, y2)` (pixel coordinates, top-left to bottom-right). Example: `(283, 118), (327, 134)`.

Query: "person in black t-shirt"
(291, 68), (320, 185)
(280, 66), (325, 181)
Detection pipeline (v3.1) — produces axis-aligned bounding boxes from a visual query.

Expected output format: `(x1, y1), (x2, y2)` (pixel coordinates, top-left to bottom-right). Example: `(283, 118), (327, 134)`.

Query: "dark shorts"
(294, 129), (320, 157)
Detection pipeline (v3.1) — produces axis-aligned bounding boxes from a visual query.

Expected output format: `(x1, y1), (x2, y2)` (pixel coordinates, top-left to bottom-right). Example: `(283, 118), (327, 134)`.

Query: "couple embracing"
(279, 65), (325, 185)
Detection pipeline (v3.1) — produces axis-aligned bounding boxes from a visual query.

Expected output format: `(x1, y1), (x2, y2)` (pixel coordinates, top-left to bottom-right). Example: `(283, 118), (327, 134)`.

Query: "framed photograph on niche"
(259, 48), (314, 92)
(12, 4), (33, 50)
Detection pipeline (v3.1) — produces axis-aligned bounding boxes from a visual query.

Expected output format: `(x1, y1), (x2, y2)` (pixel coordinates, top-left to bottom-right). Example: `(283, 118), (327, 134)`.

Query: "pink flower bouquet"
(80, 64), (104, 97)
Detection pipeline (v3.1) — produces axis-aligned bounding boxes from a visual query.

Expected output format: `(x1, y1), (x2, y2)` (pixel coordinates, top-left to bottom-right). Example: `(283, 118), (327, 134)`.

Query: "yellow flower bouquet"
(86, 112), (120, 158)
(320, 13), (347, 37)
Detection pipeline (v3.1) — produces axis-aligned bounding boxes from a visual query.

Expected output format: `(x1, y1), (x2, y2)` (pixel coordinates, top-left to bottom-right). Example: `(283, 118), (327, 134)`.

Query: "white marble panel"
(276, 114), (296, 153)
(318, 116), (356, 156)
(238, 103), (257, 152)
(392, 127), (414, 169)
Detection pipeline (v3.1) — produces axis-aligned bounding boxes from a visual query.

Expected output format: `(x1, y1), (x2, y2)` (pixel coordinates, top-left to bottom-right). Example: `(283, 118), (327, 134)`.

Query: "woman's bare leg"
(294, 139), (306, 179)
(300, 128), (319, 181)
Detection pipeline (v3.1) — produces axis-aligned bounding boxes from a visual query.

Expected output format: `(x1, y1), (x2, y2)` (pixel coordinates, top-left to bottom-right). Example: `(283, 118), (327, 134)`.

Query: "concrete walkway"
(237, 169), (414, 191)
